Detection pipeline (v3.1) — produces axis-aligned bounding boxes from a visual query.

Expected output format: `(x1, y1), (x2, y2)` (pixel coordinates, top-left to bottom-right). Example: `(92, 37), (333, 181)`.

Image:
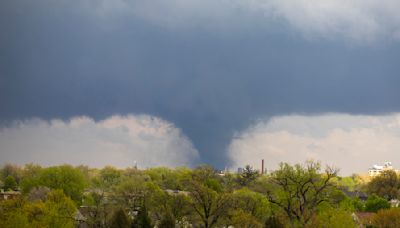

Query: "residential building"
(368, 162), (398, 177)
(0, 190), (21, 201)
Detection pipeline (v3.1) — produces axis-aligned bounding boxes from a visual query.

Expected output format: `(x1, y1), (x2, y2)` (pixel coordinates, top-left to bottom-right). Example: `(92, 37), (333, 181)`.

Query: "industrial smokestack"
(261, 159), (264, 175)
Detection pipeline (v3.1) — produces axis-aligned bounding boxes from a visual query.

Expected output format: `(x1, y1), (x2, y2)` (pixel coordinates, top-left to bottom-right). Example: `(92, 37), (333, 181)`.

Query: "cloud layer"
(0, 115), (199, 168)
(229, 113), (400, 175)
(257, 0), (400, 43)
(92, 0), (400, 43)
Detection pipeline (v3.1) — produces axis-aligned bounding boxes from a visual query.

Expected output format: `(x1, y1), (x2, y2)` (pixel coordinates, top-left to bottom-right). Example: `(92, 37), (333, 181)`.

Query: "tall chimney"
(261, 159), (264, 175)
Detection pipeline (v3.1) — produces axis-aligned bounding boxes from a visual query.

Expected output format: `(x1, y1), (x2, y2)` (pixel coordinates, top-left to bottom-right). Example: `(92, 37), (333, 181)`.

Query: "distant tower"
(134, 160), (137, 169)
(261, 159), (265, 175)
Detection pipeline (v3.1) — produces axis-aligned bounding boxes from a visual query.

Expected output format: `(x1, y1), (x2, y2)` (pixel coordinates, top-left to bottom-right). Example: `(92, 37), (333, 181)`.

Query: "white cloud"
(0, 115), (199, 168)
(91, 0), (400, 43)
(228, 113), (400, 175)
(256, 0), (400, 43)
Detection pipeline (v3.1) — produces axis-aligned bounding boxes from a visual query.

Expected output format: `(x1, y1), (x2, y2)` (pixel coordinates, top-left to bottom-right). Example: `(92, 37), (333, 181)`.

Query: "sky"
(1, 0), (400, 175)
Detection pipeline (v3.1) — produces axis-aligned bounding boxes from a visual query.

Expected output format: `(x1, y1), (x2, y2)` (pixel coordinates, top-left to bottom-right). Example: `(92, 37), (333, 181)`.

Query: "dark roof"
(353, 212), (375, 225)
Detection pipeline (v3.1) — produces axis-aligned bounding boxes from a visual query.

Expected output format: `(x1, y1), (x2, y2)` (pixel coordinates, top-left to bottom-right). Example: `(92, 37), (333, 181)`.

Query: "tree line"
(1, 161), (400, 227)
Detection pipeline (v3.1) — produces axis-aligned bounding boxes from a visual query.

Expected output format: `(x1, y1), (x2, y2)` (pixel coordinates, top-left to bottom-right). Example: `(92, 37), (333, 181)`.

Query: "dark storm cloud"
(1, 0), (400, 168)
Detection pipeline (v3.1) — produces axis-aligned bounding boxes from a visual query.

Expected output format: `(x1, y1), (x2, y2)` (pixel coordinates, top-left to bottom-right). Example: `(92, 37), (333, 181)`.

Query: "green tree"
(0, 198), (30, 228)
(231, 188), (270, 223)
(364, 194), (390, 212)
(1, 211), (30, 228)
(132, 205), (152, 228)
(20, 164), (43, 194)
(219, 172), (237, 192)
(23, 200), (47, 227)
(42, 189), (77, 228)
(158, 210), (175, 228)
(113, 175), (156, 217)
(99, 166), (122, 188)
(332, 176), (360, 192)
(264, 161), (338, 227)
(152, 189), (191, 226)
(367, 170), (399, 200)
(312, 206), (355, 228)
(238, 165), (259, 186)
(3, 175), (17, 191)
(229, 210), (263, 228)
(339, 196), (365, 212)
(187, 166), (232, 228)
(264, 215), (285, 228)
(82, 190), (109, 227)
(0, 189), (76, 228)
(0, 163), (22, 183)
(110, 208), (131, 228)
(38, 165), (86, 203)
(144, 167), (183, 190)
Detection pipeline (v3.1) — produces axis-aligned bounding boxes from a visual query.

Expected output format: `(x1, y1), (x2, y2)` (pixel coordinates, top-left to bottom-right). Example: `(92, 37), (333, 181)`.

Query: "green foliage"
(20, 164), (43, 194)
(110, 208), (131, 228)
(154, 191), (191, 224)
(230, 210), (263, 228)
(0, 198), (30, 228)
(158, 210), (176, 228)
(188, 181), (232, 227)
(264, 215), (285, 228)
(238, 165), (259, 186)
(42, 189), (77, 227)
(0, 189), (76, 228)
(264, 161), (338, 226)
(0, 162), (386, 227)
(191, 165), (217, 182)
(20, 164), (86, 203)
(332, 175), (363, 192)
(38, 165), (86, 203)
(1, 210), (30, 228)
(113, 175), (152, 212)
(219, 172), (237, 192)
(99, 166), (122, 188)
(4, 175), (17, 191)
(81, 190), (110, 227)
(205, 178), (222, 192)
(132, 205), (152, 228)
(351, 198), (365, 212)
(231, 188), (270, 222)
(340, 196), (365, 212)
(365, 194), (390, 212)
(313, 206), (355, 228)
(144, 167), (184, 190)
(367, 170), (399, 200)
(0, 163), (22, 183)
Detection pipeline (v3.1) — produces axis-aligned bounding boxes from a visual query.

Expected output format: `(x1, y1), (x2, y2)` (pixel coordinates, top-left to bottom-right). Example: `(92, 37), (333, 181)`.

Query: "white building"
(368, 162), (395, 177)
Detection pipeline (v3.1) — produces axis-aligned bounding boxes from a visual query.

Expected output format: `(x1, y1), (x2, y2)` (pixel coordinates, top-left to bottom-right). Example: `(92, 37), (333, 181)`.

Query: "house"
(352, 212), (375, 227)
(0, 190), (21, 201)
(368, 162), (399, 177)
